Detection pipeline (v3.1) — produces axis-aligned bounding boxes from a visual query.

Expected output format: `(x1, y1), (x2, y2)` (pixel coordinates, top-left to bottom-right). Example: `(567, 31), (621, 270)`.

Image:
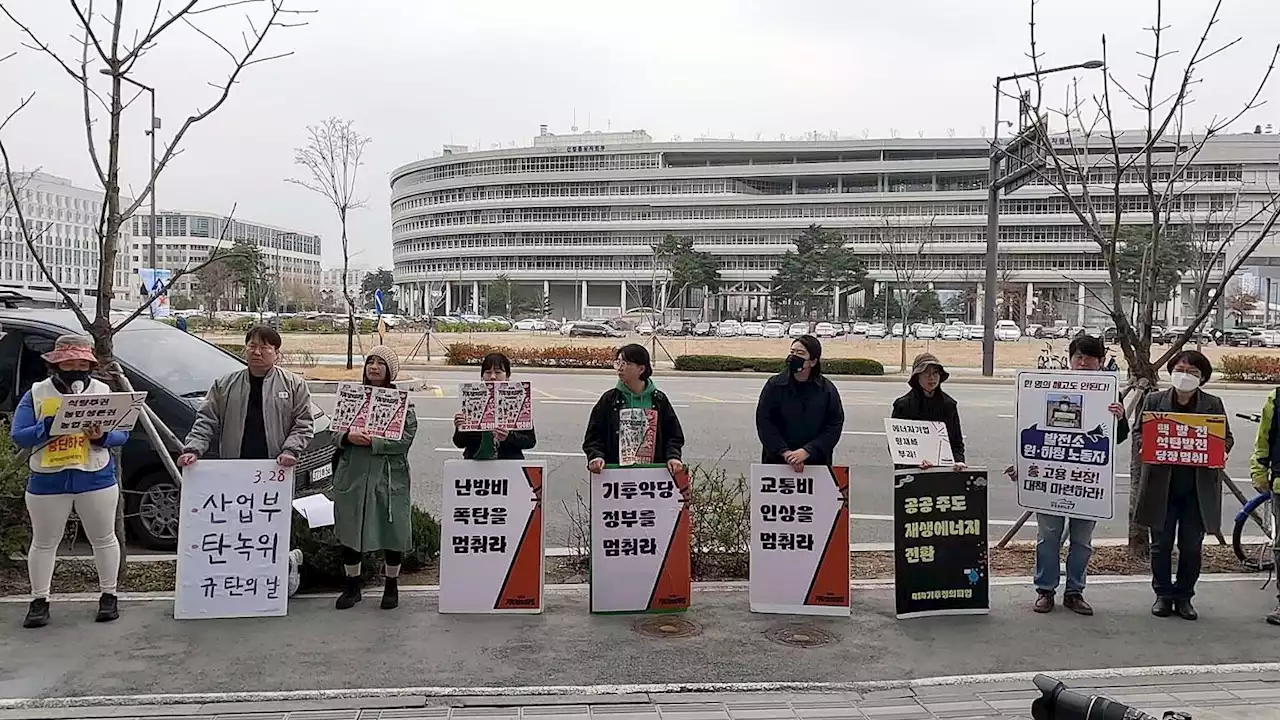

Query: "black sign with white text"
(893, 468), (989, 619)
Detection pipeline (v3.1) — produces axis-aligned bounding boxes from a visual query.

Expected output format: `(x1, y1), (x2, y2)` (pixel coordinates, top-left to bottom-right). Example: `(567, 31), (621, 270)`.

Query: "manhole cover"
(634, 616), (701, 638)
(765, 624), (838, 648)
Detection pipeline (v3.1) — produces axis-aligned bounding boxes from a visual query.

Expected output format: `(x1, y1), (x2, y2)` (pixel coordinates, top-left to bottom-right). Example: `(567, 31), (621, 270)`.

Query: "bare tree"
(879, 217), (942, 372)
(1, 1), (308, 575)
(286, 118), (370, 370)
(1018, 0), (1280, 550)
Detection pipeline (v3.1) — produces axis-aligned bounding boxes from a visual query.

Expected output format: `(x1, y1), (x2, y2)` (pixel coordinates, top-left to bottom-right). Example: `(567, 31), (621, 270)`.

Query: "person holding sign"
(332, 346), (419, 611)
(1134, 350), (1233, 621)
(1005, 335), (1129, 616)
(891, 353), (965, 470)
(583, 344), (685, 476)
(9, 335), (127, 629)
(1249, 390), (1280, 625)
(177, 326), (314, 468)
(755, 334), (844, 472)
(453, 352), (537, 459)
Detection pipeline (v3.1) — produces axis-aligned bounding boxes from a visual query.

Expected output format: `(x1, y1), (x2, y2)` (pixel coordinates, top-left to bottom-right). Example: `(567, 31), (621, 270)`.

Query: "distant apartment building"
(130, 211), (322, 302)
(319, 266), (370, 310)
(0, 172), (135, 303)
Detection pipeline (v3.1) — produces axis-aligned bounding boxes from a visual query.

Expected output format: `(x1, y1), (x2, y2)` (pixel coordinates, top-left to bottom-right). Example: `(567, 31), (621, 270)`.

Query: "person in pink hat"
(9, 335), (128, 629)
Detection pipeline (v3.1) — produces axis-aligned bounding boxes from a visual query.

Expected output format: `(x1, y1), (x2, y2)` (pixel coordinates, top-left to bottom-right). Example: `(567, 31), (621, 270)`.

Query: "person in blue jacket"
(9, 335), (128, 629)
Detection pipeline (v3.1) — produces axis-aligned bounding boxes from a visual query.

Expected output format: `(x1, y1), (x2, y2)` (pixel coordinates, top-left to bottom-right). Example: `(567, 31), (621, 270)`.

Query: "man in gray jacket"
(178, 326), (314, 468)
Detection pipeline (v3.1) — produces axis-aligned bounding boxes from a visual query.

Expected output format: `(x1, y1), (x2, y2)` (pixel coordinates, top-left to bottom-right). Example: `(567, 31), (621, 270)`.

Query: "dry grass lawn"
(201, 330), (1280, 370)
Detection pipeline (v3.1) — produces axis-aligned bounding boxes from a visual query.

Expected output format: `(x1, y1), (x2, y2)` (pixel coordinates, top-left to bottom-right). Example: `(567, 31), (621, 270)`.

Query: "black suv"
(0, 309), (335, 550)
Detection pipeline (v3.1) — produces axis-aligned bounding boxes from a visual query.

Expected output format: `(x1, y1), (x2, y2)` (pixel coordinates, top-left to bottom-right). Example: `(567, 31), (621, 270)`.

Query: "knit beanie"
(365, 345), (401, 382)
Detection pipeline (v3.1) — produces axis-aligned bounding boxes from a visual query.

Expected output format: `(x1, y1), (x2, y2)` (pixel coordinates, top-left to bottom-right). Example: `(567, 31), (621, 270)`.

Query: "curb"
(304, 378), (443, 395)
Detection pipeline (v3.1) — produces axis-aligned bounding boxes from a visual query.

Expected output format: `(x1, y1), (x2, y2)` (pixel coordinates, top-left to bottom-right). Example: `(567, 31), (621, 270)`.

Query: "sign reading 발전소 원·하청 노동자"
(589, 466), (691, 613)
(174, 460), (293, 620)
(748, 464), (851, 616)
(1014, 371), (1119, 521)
(439, 460), (545, 613)
(893, 468), (989, 619)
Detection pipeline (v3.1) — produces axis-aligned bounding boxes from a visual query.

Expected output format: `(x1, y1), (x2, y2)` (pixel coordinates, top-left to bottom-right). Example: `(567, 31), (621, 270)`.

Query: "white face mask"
(1169, 371), (1201, 392)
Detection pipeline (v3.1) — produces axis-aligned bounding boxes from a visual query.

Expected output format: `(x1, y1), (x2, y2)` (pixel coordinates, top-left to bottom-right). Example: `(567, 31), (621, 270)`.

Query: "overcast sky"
(3, 0), (1278, 269)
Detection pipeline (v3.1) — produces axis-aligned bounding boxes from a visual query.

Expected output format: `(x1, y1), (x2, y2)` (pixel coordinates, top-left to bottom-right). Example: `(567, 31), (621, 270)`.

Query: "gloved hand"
(1254, 474), (1273, 493)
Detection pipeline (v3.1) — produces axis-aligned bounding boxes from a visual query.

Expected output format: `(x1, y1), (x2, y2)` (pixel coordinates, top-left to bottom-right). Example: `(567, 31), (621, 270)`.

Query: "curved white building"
(391, 127), (1280, 325)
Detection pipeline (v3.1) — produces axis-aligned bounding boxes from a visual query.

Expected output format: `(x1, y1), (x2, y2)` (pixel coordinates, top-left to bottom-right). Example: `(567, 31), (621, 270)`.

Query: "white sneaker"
(288, 549), (303, 597)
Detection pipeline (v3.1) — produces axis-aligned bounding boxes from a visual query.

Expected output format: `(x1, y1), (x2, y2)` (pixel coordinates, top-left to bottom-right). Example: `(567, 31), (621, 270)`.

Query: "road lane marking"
(689, 393), (724, 402)
(432, 447), (580, 457)
(997, 414), (1014, 418)
(533, 388), (561, 400)
(843, 430), (885, 436)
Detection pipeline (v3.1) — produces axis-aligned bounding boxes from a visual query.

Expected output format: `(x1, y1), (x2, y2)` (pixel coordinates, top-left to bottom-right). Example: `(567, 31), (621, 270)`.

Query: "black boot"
(22, 598), (50, 629)
(95, 593), (119, 623)
(381, 577), (399, 610)
(335, 576), (362, 610)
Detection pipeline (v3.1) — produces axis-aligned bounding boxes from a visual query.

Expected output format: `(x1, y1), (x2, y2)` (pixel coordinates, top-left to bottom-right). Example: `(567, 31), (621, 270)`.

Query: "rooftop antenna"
(861, 129), (869, 139)
(918, 129), (925, 138)
(755, 132), (763, 141)
(947, 128), (956, 137)
(571, 108), (578, 133)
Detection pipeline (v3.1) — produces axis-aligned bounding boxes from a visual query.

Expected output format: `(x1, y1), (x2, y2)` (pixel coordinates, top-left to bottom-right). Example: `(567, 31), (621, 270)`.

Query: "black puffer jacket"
(755, 371), (845, 465)
(890, 383), (966, 464)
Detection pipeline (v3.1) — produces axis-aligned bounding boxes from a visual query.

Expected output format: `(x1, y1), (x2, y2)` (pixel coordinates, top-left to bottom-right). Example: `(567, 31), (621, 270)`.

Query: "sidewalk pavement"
(3, 579), (1280, 717)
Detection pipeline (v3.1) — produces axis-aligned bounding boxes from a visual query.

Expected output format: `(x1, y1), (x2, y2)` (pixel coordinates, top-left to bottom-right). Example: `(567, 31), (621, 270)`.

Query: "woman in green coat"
(332, 345), (418, 611)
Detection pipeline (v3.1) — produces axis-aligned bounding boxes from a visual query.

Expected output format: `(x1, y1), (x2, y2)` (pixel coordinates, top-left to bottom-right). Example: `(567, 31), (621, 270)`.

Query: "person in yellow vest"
(9, 335), (128, 629)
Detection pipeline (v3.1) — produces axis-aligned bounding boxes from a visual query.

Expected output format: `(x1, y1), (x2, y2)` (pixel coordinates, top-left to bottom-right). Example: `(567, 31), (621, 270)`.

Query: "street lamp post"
(981, 60), (1104, 377)
(101, 69), (160, 282)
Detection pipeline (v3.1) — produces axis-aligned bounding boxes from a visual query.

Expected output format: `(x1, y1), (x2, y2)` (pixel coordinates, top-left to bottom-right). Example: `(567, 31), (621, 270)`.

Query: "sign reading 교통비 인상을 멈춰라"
(174, 460), (293, 620)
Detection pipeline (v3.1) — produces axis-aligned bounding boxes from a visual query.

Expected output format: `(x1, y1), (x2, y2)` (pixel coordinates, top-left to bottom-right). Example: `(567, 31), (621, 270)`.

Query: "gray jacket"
(1133, 387), (1234, 536)
(183, 366), (314, 460)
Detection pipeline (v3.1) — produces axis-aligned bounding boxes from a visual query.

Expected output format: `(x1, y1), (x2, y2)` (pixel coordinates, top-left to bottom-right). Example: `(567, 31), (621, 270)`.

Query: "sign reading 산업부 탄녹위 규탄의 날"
(1140, 412), (1228, 469)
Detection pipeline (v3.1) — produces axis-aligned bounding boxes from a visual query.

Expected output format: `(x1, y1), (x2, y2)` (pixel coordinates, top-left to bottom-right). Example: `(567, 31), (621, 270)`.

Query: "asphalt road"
(312, 370), (1273, 548)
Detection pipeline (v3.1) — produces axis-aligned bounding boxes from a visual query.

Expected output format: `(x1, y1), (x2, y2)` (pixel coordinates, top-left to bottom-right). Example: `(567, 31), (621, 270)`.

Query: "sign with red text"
(1140, 412), (1227, 469)
(457, 382), (533, 432)
(749, 464), (850, 616)
(330, 383), (410, 440)
(590, 466), (691, 613)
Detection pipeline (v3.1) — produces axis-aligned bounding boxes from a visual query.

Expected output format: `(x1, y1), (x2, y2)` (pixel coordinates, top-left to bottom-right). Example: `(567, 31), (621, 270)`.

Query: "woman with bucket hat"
(331, 345), (419, 611)
(9, 335), (128, 628)
(891, 353), (966, 471)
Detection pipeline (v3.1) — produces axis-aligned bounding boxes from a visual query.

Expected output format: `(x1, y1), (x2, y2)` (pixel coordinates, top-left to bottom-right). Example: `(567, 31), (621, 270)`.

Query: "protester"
(582, 343), (685, 477)
(1005, 335), (1129, 615)
(453, 352), (537, 459)
(331, 346), (418, 611)
(755, 334), (844, 472)
(1249, 387), (1280, 625)
(177, 326), (314, 467)
(9, 335), (126, 628)
(1134, 350), (1233, 621)
(891, 353), (966, 470)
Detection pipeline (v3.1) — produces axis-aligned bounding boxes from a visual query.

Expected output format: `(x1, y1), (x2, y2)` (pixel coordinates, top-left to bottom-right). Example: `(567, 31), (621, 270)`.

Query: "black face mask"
(786, 354), (806, 373)
(55, 369), (91, 392)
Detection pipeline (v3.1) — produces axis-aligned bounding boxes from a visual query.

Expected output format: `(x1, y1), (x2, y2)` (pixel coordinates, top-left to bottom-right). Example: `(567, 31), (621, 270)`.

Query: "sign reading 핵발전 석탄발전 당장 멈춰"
(893, 468), (989, 619)
(1140, 411), (1228, 468)
(1014, 370), (1118, 521)
(749, 464), (851, 616)
(174, 460), (293, 620)
(439, 459), (546, 613)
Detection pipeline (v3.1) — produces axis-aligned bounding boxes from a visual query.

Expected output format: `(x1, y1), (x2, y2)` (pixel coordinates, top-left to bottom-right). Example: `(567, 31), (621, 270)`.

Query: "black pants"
(1149, 486), (1205, 600)
(341, 547), (402, 566)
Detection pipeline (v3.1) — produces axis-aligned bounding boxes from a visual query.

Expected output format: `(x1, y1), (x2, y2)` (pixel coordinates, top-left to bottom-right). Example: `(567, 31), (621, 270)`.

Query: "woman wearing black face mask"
(755, 334), (845, 473)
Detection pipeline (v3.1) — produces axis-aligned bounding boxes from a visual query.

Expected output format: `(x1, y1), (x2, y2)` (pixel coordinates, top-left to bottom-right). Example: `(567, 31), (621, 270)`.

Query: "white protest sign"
(50, 391), (147, 436)
(330, 382), (409, 440)
(175, 460), (293, 619)
(439, 460), (545, 613)
(749, 464), (850, 616)
(590, 466), (691, 613)
(883, 419), (954, 466)
(456, 382), (533, 431)
(1014, 371), (1118, 521)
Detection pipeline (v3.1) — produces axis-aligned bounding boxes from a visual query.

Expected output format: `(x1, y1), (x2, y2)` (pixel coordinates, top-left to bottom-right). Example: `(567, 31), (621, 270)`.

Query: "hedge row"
(1218, 354), (1280, 383)
(290, 504), (440, 587)
(674, 354), (885, 376)
(435, 321), (509, 333)
(446, 342), (615, 368)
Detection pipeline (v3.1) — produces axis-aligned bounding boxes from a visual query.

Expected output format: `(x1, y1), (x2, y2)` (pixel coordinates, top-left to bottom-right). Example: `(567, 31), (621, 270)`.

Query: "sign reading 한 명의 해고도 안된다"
(1014, 370), (1119, 521)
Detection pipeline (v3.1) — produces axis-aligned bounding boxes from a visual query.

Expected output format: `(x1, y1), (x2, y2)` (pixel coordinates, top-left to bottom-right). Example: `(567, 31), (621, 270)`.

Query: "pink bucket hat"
(41, 334), (98, 365)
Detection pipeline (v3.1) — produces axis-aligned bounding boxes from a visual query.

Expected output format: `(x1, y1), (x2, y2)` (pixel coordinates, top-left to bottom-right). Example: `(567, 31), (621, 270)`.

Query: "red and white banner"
(749, 464), (850, 616)
(439, 460), (544, 613)
(590, 466), (691, 613)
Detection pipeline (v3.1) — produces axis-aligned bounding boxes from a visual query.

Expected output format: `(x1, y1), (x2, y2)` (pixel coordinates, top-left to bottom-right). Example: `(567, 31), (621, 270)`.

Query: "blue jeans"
(1035, 513), (1096, 595)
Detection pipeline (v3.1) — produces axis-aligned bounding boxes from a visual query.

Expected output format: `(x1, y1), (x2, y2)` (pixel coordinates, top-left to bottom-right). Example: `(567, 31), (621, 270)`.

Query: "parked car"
(1024, 324), (1042, 338)
(1222, 328), (1252, 346)
(915, 324), (937, 340)
(513, 318), (544, 331)
(692, 322), (712, 336)
(763, 321), (786, 338)
(484, 316), (513, 329)
(742, 321), (764, 337)
(851, 321), (870, 335)
(891, 323), (905, 337)
(814, 322), (838, 338)
(569, 321), (622, 338)
(940, 325), (964, 341)
(788, 322), (809, 338)
(0, 309), (336, 550)
(713, 320), (740, 337)
(994, 320), (1021, 342)
(866, 323), (887, 339)
(636, 322), (655, 335)
(965, 324), (985, 340)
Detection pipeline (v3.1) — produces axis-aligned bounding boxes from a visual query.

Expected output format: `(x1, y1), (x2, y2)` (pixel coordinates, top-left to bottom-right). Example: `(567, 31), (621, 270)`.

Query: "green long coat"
(332, 407), (418, 553)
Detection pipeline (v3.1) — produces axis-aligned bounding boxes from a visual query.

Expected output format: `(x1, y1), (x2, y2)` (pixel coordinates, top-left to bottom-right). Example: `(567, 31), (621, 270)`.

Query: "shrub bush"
(0, 422), (30, 569)
(674, 354), (884, 376)
(288, 503), (440, 588)
(447, 342), (616, 368)
(1219, 354), (1280, 383)
(435, 321), (509, 333)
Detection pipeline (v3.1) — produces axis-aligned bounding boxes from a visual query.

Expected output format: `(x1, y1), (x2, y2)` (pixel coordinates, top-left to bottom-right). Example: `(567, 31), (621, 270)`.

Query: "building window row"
(393, 153), (664, 189)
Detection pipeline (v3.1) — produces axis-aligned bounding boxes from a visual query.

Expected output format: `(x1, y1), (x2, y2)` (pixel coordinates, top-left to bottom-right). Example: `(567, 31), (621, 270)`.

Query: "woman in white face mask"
(1133, 350), (1233, 622)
